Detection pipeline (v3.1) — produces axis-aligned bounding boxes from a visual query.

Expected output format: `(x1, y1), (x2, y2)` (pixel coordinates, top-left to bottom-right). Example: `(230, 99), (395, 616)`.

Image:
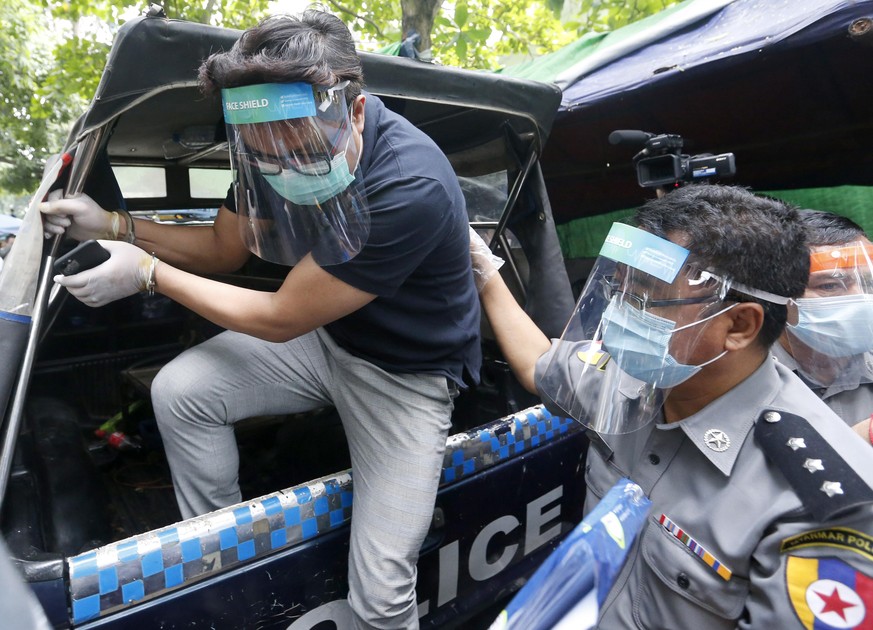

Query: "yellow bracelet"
(109, 211), (121, 240)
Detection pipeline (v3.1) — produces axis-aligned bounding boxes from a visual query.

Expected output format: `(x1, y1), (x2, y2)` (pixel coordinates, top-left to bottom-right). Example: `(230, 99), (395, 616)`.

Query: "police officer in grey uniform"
(773, 349), (873, 429)
(471, 185), (873, 628)
(774, 209), (873, 442)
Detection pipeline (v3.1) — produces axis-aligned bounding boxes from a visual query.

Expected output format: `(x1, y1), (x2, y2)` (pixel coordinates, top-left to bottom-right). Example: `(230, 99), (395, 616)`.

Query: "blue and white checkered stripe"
(441, 405), (578, 484)
(67, 405), (577, 624)
(68, 472), (353, 624)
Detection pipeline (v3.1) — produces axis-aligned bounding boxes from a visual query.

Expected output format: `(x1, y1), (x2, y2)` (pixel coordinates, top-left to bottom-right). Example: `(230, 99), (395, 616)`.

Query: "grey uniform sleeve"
(534, 339), (610, 421)
(740, 409), (873, 628)
(534, 339), (573, 418)
(740, 504), (873, 629)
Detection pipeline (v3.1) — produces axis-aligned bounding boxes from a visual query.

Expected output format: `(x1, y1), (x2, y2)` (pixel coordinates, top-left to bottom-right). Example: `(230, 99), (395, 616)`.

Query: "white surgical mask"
(788, 294), (873, 357)
(601, 300), (734, 388)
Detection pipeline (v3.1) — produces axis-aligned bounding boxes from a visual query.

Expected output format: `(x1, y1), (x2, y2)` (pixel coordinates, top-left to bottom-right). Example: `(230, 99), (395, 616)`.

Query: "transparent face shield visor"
(537, 223), (787, 434)
(222, 81), (369, 266)
(783, 241), (873, 384)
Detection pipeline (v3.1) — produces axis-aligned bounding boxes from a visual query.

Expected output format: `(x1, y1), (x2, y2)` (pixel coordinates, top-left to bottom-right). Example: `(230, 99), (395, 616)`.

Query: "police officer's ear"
(723, 302), (764, 352)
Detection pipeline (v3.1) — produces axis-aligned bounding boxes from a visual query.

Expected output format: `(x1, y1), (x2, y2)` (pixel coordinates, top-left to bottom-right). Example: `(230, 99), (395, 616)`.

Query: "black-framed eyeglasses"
(599, 275), (719, 310)
(237, 112), (352, 177)
(239, 150), (333, 176)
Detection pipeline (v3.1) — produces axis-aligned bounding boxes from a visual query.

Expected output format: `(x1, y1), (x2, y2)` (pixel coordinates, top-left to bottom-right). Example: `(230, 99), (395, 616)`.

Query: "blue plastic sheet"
(560, 0), (866, 110)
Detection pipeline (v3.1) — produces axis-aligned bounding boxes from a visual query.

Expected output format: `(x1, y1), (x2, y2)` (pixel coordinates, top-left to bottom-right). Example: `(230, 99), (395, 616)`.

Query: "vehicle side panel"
(67, 407), (586, 627)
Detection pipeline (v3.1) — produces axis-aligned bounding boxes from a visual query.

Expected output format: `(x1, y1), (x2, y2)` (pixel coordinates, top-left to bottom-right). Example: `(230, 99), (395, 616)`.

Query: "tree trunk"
(400, 0), (442, 58)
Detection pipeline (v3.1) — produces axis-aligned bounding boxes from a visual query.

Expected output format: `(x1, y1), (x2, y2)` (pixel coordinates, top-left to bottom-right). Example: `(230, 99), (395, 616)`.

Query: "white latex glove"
(54, 240), (152, 307)
(469, 226), (505, 292)
(40, 192), (115, 241)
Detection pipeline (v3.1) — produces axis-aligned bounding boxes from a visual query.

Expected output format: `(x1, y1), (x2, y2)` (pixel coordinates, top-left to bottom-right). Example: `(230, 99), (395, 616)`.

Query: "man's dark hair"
(634, 185), (809, 347)
(797, 208), (868, 247)
(199, 10), (364, 101)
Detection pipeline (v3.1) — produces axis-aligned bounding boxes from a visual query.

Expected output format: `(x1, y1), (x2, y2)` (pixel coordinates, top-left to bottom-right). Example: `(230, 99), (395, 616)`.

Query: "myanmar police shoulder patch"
(786, 555), (873, 629)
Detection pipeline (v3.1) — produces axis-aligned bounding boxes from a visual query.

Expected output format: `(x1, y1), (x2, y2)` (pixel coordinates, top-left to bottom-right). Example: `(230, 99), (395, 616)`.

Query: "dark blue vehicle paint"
(65, 422), (587, 628)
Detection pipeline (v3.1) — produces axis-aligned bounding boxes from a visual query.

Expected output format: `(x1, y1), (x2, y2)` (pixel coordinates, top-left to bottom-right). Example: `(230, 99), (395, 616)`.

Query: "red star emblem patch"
(786, 556), (873, 629)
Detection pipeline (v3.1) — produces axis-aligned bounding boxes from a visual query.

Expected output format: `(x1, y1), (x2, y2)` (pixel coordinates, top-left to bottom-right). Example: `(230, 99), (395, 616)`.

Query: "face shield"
(783, 241), (873, 384)
(537, 222), (787, 434)
(222, 81), (369, 266)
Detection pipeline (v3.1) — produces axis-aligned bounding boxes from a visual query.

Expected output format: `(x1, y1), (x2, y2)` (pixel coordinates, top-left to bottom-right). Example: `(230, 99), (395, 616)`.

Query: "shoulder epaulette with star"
(755, 409), (873, 521)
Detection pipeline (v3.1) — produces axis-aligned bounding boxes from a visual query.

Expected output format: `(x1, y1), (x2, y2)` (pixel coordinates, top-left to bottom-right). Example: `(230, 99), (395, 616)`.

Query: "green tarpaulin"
(558, 186), (873, 260)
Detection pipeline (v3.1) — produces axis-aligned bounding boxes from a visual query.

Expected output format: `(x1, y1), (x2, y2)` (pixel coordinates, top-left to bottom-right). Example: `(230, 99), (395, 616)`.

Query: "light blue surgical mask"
(788, 294), (873, 357)
(601, 300), (734, 388)
(263, 149), (356, 206)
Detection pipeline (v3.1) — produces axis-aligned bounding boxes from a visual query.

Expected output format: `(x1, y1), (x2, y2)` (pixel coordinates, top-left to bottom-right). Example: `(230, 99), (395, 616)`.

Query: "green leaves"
(0, 0), (58, 192)
(455, 3), (468, 27)
(1, 0), (273, 197)
(421, 0), (578, 69)
(571, 0), (680, 33)
(0, 0), (681, 200)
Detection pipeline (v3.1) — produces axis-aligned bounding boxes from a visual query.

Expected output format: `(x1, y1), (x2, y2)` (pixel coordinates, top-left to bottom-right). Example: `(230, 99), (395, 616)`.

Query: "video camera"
(608, 130), (736, 189)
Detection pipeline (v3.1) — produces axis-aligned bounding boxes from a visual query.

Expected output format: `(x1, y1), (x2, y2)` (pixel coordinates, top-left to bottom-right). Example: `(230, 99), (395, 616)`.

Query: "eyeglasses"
(240, 150), (333, 176)
(599, 275), (720, 310)
(236, 113), (351, 177)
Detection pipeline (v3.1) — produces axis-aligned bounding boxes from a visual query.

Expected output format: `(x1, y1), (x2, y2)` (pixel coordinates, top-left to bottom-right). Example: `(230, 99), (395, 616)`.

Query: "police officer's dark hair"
(199, 9), (364, 102)
(634, 184), (809, 348)
(798, 208), (868, 247)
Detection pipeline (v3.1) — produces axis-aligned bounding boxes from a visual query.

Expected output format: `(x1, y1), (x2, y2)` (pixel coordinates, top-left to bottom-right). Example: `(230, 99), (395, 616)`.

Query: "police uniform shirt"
(545, 351), (873, 629)
(772, 344), (873, 427)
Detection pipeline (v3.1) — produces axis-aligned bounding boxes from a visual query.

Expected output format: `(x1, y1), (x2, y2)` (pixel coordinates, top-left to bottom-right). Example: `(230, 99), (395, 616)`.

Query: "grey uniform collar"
(660, 355), (781, 477)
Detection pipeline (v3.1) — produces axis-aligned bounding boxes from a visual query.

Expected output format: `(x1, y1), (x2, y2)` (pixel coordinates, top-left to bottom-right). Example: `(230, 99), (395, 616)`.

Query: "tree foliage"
(566, 0), (680, 32)
(0, 0), (59, 193)
(334, 0), (575, 68)
(1, 0), (273, 201)
(1, 0), (678, 202)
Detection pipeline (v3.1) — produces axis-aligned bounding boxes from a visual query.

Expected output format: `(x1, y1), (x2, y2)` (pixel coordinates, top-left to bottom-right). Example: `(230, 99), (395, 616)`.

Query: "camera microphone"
(608, 130), (654, 146)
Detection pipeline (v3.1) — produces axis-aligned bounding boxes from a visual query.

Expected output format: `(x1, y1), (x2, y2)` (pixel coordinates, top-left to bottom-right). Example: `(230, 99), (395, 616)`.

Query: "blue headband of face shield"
(222, 81), (351, 125)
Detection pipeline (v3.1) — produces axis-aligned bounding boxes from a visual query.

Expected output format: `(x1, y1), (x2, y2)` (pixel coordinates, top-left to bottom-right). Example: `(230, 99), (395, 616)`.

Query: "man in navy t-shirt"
(223, 91), (480, 389)
(41, 11), (479, 629)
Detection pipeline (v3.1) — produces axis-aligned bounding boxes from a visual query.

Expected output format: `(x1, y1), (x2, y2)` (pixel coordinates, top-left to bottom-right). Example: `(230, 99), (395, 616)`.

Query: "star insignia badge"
(803, 458), (824, 473)
(703, 429), (730, 452)
(787, 437), (806, 451)
(821, 481), (844, 498)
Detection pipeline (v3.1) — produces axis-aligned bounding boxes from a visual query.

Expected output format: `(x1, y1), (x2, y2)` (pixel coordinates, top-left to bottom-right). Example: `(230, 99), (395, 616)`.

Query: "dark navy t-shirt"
(225, 94), (480, 386)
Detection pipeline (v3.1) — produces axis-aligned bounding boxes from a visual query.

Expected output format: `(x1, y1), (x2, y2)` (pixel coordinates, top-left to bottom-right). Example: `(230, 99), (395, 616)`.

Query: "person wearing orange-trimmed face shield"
(775, 209), (873, 444)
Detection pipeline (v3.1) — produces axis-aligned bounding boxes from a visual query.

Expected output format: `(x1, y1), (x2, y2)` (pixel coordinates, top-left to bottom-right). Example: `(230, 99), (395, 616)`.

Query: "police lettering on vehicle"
(286, 485), (565, 629)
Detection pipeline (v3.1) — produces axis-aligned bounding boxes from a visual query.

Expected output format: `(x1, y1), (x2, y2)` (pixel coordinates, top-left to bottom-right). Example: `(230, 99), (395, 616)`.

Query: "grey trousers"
(151, 328), (455, 629)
